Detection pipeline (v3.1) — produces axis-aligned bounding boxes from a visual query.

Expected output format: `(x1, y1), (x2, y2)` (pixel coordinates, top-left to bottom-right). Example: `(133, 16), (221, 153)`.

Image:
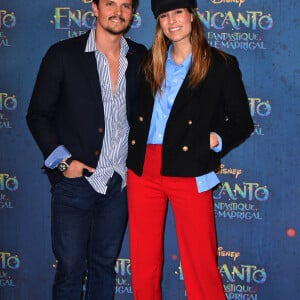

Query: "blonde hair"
(143, 8), (213, 96)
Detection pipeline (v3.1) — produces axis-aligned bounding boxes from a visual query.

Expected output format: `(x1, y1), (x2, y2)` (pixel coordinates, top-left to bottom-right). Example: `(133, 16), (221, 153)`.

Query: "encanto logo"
(0, 192), (13, 209)
(219, 264), (267, 299)
(0, 252), (20, 270)
(198, 10), (273, 31)
(0, 173), (19, 192)
(0, 10), (16, 46)
(0, 93), (17, 111)
(197, 9), (273, 50)
(131, 13), (141, 29)
(114, 258), (132, 294)
(0, 173), (18, 210)
(249, 98), (271, 118)
(213, 182), (269, 202)
(217, 247), (266, 300)
(52, 6), (142, 38)
(0, 92), (17, 129)
(213, 165), (268, 221)
(249, 97), (272, 136)
(213, 181), (268, 220)
(178, 247), (266, 299)
(0, 252), (20, 287)
(0, 10), (16, 30)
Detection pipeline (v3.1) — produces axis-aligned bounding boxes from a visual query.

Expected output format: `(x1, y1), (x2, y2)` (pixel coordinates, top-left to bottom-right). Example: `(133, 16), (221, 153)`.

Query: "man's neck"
(94, 27), (122, 55)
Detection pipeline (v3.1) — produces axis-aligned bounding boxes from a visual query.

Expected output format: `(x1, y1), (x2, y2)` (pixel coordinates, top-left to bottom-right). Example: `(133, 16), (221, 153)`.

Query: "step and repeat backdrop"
(0, 1), (299, 299)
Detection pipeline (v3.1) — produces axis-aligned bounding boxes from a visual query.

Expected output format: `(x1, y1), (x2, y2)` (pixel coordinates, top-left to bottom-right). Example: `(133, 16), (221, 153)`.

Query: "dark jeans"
(51, 173), (128, 300)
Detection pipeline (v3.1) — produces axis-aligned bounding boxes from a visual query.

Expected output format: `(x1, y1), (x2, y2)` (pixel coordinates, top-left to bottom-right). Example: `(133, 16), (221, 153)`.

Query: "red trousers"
(127, 145), (225, 300)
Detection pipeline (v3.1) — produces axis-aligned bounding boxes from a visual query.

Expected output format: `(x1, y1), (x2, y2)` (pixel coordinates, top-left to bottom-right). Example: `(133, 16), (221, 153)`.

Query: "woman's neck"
(171, 42), (192, 65)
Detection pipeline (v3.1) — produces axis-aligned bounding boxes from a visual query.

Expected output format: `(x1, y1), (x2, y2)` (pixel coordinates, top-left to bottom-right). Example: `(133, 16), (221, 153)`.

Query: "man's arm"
(26, 44), (95, 177)
(26, 44), (64, 159)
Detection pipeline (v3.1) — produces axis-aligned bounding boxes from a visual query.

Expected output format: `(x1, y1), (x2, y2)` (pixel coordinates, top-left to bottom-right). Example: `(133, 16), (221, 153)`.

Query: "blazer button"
(98, 127), (104, 133)
(182, 146), (189, 152)
(188, 120), (192, 125)
(131, 139), (136, 145)
(139, 116), (144, 122)
(94, 150), (100, 156)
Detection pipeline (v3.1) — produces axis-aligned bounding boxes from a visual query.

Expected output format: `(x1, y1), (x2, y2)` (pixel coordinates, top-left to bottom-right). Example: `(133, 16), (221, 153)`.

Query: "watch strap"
(57, 156), (73, 172)
(65, 156), (73, 166)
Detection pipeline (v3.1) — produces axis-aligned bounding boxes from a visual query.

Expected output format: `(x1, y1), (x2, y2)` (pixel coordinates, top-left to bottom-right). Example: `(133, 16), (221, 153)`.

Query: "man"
(26, 0), (146, 299)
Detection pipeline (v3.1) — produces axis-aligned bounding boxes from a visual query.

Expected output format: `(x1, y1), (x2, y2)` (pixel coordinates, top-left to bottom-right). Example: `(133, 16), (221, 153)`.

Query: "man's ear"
(92, 2), (99, 18)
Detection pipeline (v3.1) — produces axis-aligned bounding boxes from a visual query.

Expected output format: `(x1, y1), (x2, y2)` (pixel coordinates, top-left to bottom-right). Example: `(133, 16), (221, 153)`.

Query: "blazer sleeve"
(26, 44), (64, 159)
(213, 56), (254, 157)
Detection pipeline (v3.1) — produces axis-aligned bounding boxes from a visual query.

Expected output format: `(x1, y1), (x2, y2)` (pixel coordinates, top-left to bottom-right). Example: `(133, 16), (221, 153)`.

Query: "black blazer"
(126, 49), (254, 177)
(27, 30), (147, 185)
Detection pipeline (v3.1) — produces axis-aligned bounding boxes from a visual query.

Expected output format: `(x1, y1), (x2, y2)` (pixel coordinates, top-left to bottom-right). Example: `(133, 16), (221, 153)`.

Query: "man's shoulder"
(48, 31), (90, 54)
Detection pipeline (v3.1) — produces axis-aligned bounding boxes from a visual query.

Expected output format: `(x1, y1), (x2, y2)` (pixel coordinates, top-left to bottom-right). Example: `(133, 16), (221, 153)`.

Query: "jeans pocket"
(53, 176), (85, 199)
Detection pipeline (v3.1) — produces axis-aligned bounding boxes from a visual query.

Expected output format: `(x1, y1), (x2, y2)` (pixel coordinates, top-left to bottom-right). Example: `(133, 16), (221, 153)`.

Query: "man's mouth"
(109, 16), (125, 23)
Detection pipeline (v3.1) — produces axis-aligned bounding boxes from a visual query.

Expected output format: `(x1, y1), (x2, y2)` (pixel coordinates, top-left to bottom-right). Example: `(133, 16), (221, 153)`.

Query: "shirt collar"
(85, 29), (129, 55)
(166, 44), (192, 68)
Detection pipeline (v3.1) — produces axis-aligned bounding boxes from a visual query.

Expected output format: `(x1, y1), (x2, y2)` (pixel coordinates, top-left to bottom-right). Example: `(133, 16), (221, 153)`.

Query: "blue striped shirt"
(85, 29), (129, 194)
(147, 45), (221, 192)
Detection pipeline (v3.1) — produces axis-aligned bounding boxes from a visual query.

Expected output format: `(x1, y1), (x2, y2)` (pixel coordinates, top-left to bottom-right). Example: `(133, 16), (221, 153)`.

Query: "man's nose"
(114, 5), (122, 16)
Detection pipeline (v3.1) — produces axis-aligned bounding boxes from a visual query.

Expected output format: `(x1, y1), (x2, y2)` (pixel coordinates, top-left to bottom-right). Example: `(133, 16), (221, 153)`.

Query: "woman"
(126, 0), (254, 299)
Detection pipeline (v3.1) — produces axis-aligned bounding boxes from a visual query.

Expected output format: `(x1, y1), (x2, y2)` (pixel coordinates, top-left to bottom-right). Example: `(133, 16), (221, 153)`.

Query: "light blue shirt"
(45, 145), (71, 168)
(147, 45), (222, 192)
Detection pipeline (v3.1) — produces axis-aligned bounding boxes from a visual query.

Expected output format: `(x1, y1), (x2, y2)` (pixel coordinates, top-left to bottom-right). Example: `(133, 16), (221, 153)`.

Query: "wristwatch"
(57, 157), (73, 172)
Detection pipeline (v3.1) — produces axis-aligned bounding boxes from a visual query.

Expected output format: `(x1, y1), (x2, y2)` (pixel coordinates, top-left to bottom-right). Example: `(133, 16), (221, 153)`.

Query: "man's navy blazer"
(27, 30), (147, 185)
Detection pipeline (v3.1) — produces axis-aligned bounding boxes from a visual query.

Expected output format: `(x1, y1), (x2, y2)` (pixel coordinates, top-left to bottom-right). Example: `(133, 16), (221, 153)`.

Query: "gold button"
(182, 146), (189, 152)
(98, 127), (104, 133)
(131, 140), (136, 145)
(94, 150), (99, 156)
(188, 120), (192, 125)
(139, 116), (144, 122)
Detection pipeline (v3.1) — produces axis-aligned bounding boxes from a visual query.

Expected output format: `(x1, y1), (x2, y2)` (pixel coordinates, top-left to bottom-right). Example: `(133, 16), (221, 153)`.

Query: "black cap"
(151, 0), (197, 18)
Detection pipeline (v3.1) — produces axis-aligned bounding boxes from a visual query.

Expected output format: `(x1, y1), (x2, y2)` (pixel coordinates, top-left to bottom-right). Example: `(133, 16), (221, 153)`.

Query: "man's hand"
(63, 160), (95, 178)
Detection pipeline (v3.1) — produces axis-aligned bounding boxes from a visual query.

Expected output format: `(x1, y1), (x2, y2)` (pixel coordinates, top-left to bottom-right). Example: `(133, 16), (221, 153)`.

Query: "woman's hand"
(210, 132), (219, 149)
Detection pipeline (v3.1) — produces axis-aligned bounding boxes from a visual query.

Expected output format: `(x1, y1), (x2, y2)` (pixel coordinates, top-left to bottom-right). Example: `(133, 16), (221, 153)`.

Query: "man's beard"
(105, 27), (128, 35)
(104, 16), (131, 35)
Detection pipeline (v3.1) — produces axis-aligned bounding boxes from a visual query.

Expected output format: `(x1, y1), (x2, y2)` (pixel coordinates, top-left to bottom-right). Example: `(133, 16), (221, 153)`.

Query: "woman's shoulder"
(210, 47), (239, 69)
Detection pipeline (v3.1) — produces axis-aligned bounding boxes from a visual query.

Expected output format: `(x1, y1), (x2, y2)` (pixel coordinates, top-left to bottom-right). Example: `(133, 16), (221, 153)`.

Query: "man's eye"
(122, 4), (132, 9)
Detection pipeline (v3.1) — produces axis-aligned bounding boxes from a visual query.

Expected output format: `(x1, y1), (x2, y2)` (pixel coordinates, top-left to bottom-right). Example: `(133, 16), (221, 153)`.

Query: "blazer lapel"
(169, 72), (206, 119)
(125, 47), (137, 125)
(80, 51), (102, 104)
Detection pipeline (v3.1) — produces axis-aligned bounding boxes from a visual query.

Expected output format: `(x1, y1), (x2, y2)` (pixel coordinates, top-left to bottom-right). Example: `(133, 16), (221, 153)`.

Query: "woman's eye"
(159, 14), (167, 19)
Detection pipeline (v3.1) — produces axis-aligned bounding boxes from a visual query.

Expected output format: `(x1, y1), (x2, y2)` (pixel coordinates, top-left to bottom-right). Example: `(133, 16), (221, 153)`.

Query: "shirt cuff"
(45, 145), (71, 169)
